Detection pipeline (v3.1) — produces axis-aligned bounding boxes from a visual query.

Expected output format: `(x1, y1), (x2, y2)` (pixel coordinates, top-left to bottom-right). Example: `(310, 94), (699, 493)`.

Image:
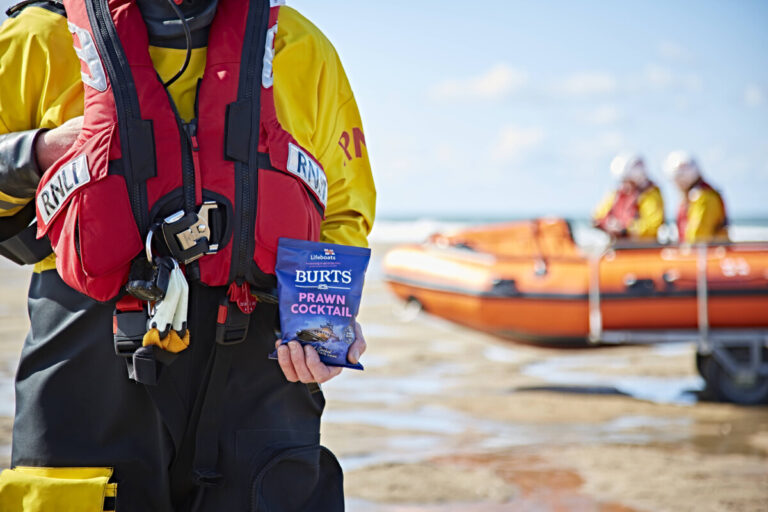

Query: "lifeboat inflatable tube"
(383, 218), (768, 346)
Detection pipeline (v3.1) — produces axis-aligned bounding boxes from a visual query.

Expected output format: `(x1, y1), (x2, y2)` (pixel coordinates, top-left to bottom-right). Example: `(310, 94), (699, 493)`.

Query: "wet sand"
(1, 247), (768, 511)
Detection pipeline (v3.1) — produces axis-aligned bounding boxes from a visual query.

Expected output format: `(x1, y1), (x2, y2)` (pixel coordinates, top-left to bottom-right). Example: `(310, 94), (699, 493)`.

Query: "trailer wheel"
(700, 352), (768, 405)
(695, 353), (706, 377)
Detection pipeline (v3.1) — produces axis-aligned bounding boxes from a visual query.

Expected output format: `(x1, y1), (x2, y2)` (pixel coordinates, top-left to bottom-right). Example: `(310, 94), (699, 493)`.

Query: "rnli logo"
(37, 155), (91, 224)
(324, 249), (335, 256)
(286, 143), (328, 207)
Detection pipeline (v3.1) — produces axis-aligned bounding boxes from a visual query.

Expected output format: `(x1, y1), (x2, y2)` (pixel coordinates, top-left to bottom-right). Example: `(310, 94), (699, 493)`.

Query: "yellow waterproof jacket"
(0, 3), (375, 272)
(678, 183), (728, 243)
(593, 184), (664, 239)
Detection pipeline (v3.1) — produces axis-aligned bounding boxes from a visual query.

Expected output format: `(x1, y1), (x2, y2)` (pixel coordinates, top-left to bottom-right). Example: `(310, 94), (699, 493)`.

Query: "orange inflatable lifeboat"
(383, 218), (768, 346)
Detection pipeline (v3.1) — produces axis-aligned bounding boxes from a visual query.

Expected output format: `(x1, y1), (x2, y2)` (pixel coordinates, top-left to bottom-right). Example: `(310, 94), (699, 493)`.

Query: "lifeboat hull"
(383, 219), (768, 345)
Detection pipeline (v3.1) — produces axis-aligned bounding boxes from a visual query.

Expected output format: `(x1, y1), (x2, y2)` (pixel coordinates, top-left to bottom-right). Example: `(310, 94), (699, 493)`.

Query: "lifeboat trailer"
(384, 220), (768, 405)
(587, 242), (768, 404)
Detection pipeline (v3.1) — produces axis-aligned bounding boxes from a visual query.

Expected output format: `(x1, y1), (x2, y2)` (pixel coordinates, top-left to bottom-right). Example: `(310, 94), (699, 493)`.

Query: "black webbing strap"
(190, 346), (234, 487)
(0, 202), (53, 265)
(191, 298), (251, 488)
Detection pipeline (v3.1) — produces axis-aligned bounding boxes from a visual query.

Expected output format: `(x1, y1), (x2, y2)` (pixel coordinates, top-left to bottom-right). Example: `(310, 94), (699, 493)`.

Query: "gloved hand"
(143, 260), (190, 353)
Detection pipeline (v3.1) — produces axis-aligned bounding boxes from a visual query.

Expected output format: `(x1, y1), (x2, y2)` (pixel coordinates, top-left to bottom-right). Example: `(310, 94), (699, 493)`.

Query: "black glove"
(0, 128), (47, 199)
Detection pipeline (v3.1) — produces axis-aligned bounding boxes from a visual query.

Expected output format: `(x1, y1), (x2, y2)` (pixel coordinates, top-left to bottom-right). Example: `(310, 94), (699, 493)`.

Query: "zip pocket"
(250, 445), (343, 512)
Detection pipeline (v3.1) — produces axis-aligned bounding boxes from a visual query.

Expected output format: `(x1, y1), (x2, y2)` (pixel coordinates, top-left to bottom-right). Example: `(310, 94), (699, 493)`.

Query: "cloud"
(432, 64), (528, 100)
(657, 41), (689, 61)
(642, 64), (702, 92)
(555, 72), (617, 96)
(744, 84), (765, 107)
(584, 104), (622, 125)
(491, 125), (544, 162)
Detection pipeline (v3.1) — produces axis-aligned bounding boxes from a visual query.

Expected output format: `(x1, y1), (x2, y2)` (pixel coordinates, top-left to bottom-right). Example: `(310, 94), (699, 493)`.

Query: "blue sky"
(291, 0), (768, 219)
(3, 0), (766, 219)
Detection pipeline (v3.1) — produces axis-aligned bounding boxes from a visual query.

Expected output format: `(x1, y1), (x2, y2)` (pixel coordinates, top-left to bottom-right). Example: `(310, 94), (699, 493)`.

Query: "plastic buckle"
(131, 346), (160, 386)
(160, 201), (219, 264)
(214, 298), (251, 346)
(113, 307), (148, 357)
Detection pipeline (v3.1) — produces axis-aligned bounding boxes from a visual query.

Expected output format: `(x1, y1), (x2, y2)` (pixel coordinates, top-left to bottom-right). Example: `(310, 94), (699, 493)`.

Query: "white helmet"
(664, 150), (700, 189)
(610, 152), (648, 185)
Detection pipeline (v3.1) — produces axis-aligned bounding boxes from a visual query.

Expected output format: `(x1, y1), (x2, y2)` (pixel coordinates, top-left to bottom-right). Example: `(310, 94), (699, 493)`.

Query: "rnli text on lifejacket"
(286, 142), (328, 207)
(38, 154), (91, 224)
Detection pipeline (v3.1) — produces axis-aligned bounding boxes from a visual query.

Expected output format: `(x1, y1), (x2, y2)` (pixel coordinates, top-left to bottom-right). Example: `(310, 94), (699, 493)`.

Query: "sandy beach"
(1, 243), (767, 511)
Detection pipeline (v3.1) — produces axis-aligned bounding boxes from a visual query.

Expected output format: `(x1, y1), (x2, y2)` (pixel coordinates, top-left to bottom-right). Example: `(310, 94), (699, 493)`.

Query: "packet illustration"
(269, 238), (371, 370)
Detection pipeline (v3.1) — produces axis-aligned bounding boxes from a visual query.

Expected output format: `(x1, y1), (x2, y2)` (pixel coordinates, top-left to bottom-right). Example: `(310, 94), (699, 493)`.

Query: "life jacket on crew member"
(596, 187), (640, 232)
(34, 0), (326, 302)
(676, 179), (729, 242)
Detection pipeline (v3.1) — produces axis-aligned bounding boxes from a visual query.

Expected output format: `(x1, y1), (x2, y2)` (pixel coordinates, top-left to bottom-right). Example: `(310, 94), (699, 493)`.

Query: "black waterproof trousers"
(11, 269), (344, 511)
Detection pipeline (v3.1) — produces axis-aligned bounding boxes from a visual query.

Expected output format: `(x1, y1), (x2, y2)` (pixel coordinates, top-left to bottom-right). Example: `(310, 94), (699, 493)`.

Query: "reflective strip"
(0, 203), (26, 217)
(67, 21), (108, 92)
(0, 189), (30, 206)
(269, 0), (285, 6)
(0, 190), (30, 216)
(262, 22), (278, 88)
(0, 199), (22, 210)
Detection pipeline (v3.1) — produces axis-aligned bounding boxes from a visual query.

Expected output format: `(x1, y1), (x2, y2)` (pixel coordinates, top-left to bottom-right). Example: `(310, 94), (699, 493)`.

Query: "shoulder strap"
(6, 0), (65, 18)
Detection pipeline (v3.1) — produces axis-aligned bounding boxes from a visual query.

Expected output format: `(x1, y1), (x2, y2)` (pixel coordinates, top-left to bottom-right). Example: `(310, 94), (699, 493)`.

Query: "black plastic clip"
(113, 300), (177, 386)
(214, 297), (251, 346)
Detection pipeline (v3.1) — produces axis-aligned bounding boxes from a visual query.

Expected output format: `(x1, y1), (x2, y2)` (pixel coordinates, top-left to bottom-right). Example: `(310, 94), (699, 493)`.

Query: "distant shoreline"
(375, 214), (768, 225)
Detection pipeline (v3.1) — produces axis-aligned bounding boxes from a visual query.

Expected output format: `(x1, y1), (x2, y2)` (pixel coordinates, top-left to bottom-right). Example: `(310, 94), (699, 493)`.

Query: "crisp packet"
(269, 238), (371, 370)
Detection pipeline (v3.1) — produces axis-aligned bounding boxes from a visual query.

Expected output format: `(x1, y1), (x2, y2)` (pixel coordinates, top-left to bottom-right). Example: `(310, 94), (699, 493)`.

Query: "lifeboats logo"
(309, 249), (336, 261)
(309, 248), (336, 261)
(38, 155), (91, 224)
(286, 143), (328, 207)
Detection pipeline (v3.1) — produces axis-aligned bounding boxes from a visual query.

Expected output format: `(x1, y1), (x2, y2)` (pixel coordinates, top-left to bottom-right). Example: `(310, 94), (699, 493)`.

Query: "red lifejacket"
(35, 0), (326, 301)
(603, 188), (639, 230)
(676, 179), (728, 238)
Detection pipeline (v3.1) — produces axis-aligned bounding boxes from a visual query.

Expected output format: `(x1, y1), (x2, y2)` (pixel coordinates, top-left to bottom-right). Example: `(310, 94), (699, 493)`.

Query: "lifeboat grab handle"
(588, 252), (602, 344)
(696, 244), (711, 354)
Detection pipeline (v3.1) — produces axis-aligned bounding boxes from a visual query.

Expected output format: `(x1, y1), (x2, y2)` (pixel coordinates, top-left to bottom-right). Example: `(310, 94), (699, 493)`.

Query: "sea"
(368, 216), (768, 246)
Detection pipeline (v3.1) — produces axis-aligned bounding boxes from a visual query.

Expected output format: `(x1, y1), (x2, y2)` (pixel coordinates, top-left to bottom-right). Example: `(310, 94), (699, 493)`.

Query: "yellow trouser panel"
(0, 466), (116, 512)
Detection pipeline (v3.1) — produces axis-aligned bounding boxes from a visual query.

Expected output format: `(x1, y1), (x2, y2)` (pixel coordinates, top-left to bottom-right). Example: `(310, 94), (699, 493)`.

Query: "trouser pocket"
(0, 466), (117, 512)
(251, 445), (343, 512)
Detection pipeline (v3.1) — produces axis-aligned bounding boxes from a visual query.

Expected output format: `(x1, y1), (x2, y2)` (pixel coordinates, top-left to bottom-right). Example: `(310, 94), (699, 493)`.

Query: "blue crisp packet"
(269, 238), (371, 370)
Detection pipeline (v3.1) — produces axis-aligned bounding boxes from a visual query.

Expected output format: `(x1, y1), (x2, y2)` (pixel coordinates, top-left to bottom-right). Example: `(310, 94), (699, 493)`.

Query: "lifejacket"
(603, 188), (639, 231)
(34, 0), (326, 302)
(596, 182), (649, 234)
(676, 179), (728, 239)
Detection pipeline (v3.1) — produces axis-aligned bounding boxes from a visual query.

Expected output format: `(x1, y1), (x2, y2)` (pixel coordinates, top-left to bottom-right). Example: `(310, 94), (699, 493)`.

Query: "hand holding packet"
(269, 238), (371, 370)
